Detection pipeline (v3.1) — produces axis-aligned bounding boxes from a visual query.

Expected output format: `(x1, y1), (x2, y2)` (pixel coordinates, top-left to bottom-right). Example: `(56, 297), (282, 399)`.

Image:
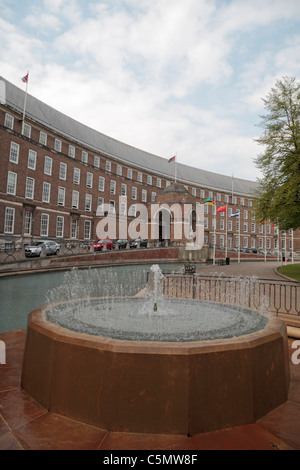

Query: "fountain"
(21, 265), (290, 435)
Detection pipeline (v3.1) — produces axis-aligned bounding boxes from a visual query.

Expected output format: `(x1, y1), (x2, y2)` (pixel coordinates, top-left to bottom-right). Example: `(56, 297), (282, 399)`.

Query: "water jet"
(21, 265), (290, 435)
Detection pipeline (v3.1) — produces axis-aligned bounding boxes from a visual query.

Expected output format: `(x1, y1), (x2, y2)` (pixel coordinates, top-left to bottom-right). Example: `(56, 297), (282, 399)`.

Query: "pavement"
(197, 260), (288, 280)
(1, 260), (300, 451)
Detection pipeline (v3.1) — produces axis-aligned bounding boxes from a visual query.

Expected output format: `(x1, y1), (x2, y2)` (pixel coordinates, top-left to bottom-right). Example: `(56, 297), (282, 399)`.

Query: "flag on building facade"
(168, 155), (176, 163)
(204, 198), (214, 205)
(230, 211), (239, 218)
(216, 205), (227, 213)
(22, 73), (29, 83)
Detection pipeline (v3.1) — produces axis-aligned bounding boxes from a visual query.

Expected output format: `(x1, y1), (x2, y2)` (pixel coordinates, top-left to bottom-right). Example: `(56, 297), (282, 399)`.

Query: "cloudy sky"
(1, 0), (300, 181)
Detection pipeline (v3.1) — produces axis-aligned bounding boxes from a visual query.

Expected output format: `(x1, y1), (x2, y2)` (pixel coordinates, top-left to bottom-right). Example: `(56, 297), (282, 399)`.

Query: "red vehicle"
(89, 239), (114, 251)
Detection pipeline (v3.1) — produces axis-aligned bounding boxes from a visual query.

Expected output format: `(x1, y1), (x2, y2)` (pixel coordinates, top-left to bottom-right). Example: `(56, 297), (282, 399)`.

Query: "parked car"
(115, 239), (129, 249)
(89, 239), (114, 251)
(129, 238), (148, 248)
(25, 240), (61, 258)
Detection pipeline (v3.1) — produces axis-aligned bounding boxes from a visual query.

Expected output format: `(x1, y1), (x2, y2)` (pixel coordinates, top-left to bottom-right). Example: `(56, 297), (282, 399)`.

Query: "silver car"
(25, 240), (61, 258)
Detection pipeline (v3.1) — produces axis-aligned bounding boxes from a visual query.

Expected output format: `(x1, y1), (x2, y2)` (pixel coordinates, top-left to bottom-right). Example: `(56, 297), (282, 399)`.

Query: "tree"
(254, 76), (300, 230)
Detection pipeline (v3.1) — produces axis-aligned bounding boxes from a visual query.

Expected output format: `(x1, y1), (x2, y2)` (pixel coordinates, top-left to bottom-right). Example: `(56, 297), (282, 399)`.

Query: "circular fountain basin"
(21, 299), (290, 435)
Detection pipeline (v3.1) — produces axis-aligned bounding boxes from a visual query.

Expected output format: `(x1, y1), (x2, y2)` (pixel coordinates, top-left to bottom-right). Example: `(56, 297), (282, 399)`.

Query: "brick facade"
(0, 89), (299, 257)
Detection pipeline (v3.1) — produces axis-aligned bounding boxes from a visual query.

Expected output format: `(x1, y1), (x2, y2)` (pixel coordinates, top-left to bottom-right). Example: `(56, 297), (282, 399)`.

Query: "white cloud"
(0, 0), (300, 182)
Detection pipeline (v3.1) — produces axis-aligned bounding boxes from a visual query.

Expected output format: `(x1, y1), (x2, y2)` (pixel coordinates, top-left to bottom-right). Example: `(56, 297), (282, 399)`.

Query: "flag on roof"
(22, 72), (29, 83)
(168, 155), (176, 163)
(216, 205), (227, 213)
(230, 211), (239, 218)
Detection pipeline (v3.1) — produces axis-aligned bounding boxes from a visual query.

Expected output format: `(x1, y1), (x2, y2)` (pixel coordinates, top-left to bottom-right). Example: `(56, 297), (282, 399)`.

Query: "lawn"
(278, 263), (300, 281)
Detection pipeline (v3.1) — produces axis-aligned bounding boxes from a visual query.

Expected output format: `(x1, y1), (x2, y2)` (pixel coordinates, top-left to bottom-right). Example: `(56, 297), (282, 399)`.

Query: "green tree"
(254, 76), (300, 230)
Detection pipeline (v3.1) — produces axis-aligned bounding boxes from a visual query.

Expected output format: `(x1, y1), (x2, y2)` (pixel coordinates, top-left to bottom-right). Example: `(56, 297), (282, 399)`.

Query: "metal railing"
(163, 273), (300, 317)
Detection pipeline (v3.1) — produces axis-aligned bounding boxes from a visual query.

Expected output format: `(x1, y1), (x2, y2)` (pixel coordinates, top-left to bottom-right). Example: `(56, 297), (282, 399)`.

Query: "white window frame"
(40, 213), (49, 237)
(44, 156), (53, 176)
(42, 182), (51, 203)
(4, 207), (15, 234)
(7, 171), (17, 195)
(28, 149), (37, 170)
(56, 216), (64, 238)
(9, 142), (19, 164)
(25, 177), (35, 199)
(59, 162), (67, 180)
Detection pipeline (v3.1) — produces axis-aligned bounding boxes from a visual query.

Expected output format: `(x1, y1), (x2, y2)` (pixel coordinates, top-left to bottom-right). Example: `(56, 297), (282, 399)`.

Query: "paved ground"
(197, 260), (288, 280)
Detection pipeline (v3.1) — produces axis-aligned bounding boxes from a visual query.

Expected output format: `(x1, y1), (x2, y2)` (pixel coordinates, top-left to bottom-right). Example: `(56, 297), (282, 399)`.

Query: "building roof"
(0, 76), (258, 197)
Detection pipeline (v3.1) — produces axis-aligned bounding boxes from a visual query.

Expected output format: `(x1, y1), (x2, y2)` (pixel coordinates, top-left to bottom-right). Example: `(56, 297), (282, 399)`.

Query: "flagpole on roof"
(175, 153), (177, 183)
(21, 71), (29, 134)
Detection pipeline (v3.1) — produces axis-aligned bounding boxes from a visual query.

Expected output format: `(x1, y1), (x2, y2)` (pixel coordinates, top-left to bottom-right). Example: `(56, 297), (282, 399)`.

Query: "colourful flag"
(216, 205), (227, 213)
(204, 198), (214, 205)
(168, 156), (176, 163)
(259, 220), (265, 225)
(22, 73), (29, 83)
(230, 211), (239, 218)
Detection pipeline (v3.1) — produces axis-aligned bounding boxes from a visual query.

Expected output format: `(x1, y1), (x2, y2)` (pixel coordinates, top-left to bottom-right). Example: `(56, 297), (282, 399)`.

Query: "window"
(86, 172), (93, 188)
(58, 187), (66, 206)
(85, 194), (92, 211)
(147, 175), (152, 185)
(71, 219), (78, 239)
(132, 187), (137, 200)
(28, 150), (37, 170)
(192, 188), (196, 196)
(137, 172), (142, 182)
(39, 132), (47, 146)
(244, 210), (248, 219)
(251, 223), (256, 233)
(56, 216), (64, 238)
(117, 165), (122, 176)
(40, 213), (49, 237)
(130, 205), (136, 217)
(73, 168), (80, 185)
(120, 202), (127, 216)
(82, 151), (88, 163)
(44, 156), (52, 175)
(127, 169), (132, 179)
(110, 180), (116, 195)
(59, 162), (67, 180)
(200, 190), (205, 198)
(9, 142), (19, 164)
(22, 123), (31, 138)
(99, 176), (105, 191)
(142, 189), (147, 202)
(25, 177), (35, 199)
(54, 139), (62, 152)
(4, 207), (15, 234)
(106, 161), (111, 172)
(109, 200), (115, 213)
(72, 190), (79, 209)
(94, 156), (100, 168)
(42, 182), (51, 203)
(157, 178), (161, 188)
(24, 211), (32, 235)
(84, 220), (91, 239)
(151, 192), (156, 202)
(121, 183), (127, 196)
(4, 113), (14, 129)
(7, 172), (17, 195)
(69, 145), (75, 158)
(97, 197), (104, 213)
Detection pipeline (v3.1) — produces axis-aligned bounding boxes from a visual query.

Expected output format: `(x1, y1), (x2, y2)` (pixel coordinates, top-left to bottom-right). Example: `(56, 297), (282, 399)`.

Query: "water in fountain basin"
(45, 265), (269, 342)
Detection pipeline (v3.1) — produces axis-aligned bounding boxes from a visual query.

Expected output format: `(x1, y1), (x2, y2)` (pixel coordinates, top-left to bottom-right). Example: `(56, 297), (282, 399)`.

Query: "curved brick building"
(0, 76), (298, 257)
